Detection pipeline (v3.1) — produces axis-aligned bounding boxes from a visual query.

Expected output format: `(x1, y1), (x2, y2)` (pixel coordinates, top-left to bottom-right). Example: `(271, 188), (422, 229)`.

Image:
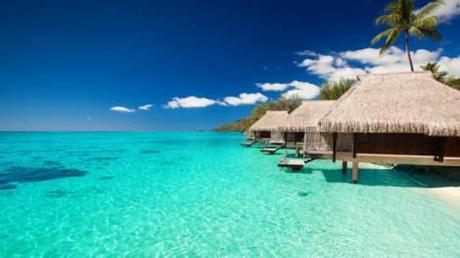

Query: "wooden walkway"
(260, 145), (283, 154)
(240, 140), (257, 147)
(278, 159), (305, 171)
(335, 152), (460, 183)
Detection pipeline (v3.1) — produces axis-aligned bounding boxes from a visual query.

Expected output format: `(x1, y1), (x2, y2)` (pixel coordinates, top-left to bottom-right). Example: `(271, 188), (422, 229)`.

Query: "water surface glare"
(0, 132), (459, 257)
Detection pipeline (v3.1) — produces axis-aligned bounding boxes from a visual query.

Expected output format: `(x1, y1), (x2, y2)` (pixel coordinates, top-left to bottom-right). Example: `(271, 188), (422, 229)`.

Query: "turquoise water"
(0, 132), (459, 257)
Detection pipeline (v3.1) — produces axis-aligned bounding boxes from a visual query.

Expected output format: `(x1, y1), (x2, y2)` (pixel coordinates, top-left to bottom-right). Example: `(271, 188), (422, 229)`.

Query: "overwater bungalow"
(276, 100), (351, 169)
(318, 72), (460, 182)
(278, 100), (342, 155)
(245, 110), (289, 147)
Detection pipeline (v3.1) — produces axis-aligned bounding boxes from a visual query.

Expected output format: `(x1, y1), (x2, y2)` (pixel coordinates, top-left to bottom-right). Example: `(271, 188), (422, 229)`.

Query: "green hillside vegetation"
(421, 62), (460, 91)
(214, 98), (302, 132)
(319, 79), (354, 100)
(447, 78), (460, 91)
(214, 80), (351, 132)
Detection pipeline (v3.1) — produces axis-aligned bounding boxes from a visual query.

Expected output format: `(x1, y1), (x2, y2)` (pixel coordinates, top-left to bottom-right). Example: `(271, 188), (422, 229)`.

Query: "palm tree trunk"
(405, 32), (414, 72)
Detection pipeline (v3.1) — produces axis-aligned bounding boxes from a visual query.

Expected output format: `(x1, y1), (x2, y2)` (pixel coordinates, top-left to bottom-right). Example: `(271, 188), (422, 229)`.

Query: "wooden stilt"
(342, 161), (347, 174)
(332, 133), (337, 162)
(434, 137), (446, 162)
(352, 133), (357, 158)
(352, 161), (359, 183)
(303, 130), (307, 159)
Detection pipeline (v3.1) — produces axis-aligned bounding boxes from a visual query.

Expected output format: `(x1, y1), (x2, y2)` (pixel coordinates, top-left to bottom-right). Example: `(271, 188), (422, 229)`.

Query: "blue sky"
(0, 0), (459, 131)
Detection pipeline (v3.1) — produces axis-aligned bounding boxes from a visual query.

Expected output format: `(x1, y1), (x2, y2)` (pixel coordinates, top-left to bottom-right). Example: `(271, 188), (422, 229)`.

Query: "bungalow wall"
(253, 130), (286, 143)
(304, 132), (353, 153)
(270, 131), (285, 143)
(254, 131), (271, 139)
(283, 132), (305, 148)
(445, 137), (460, 156)
(354, 133), (460, 157)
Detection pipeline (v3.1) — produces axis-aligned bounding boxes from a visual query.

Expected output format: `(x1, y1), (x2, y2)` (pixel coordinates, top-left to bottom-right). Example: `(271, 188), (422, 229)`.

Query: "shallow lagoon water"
(0, 132), (459, 257)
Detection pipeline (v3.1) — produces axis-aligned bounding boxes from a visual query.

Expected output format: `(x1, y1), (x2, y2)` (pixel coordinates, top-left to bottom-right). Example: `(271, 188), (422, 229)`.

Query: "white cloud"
(164, 46), (460, 111)
(254, 80), (321, 100)
(164, 92), (270, 109)
(299, 55), (336, 75)
(431, 0), (460, 22)
(341, 47), (442, 67)
(297, 47), (454, 81)
(256, 82), (289, 91)
(438, 56), (460, 77)
(138, 104), (153, 111)
(295, 49), (318, 56)
(165, 96), (218, 109)
(298, 53), (365, 81)
(110, 106), (136, 113)
(282, 81), (320, 100)
(223, 93), (268, 106)
(341, 47), (404, 66)
(335, 57), (346, 66)
(341, 47), (442, 74)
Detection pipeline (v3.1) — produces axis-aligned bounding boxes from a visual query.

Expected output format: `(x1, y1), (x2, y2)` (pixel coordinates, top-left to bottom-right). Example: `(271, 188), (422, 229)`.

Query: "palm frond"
(416, 0), (444, 19)
(401, 0), (415, 19)
(371, 28), (397, 45)
(380, 29), (400, 54)
(414, 15), (438, 29)
(421, 27), (442, 41)
(376, 13), (402, 25)
(408, 26), (424, 40)
(372, 0), (442, 59)
(421, 62), (438, 72)
(385, 1), (401, 12)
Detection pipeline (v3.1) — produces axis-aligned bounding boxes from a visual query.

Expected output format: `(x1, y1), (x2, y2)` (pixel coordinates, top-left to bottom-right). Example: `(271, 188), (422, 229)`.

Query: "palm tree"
(420, 62), (448, 82)
(320, 79), (354, 100)
(371, 0), (443, 72)
(421, 62), (460, 91)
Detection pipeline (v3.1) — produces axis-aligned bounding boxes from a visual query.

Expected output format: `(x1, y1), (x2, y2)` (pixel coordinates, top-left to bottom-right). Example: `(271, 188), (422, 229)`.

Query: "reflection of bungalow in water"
(317, 72), (460, 182)
(247, 110), (289, 144)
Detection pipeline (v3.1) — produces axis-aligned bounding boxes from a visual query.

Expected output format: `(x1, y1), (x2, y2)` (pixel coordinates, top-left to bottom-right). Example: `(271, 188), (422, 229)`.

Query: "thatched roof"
(279, 100), (336, 132)
(249, 110), (289, 132)
(319, 72), (460, 136)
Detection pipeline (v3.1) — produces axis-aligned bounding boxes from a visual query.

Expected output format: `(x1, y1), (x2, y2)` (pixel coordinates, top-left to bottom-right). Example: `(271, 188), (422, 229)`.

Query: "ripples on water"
(0, 132), (459, 257)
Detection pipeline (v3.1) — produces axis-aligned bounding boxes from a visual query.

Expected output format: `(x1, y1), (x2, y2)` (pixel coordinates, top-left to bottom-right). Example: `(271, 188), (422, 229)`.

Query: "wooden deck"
(240, 140), (257, 147)
(260, 145), (283, 154)
(305, 151), (460, 183)
(335, 152), (460, 167)
(342, 152), (460, 183)
(278, 159), (305, 170)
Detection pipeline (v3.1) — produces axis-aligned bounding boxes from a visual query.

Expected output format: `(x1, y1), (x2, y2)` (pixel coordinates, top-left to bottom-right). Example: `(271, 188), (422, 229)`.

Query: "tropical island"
(215, 66), (460, 132)
(216, 0), (460, 132)
(214, 79), (354, 131)
(1, 0), (460, 257)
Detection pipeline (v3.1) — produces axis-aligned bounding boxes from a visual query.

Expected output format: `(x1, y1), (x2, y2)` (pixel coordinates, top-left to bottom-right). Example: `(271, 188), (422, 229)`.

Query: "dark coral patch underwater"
(0, 184), (16, 190)
(0, 166), (87, 189)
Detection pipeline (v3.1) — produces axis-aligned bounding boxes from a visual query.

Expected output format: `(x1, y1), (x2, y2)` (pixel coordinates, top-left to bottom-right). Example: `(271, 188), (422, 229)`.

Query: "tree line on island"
(213, 80), (353, 132)
(214, 0), (460, 132)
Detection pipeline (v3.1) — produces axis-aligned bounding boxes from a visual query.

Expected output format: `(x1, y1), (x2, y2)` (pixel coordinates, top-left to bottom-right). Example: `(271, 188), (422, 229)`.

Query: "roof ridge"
(358, 71), (431, 80)
(319, 71), (460, 136)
